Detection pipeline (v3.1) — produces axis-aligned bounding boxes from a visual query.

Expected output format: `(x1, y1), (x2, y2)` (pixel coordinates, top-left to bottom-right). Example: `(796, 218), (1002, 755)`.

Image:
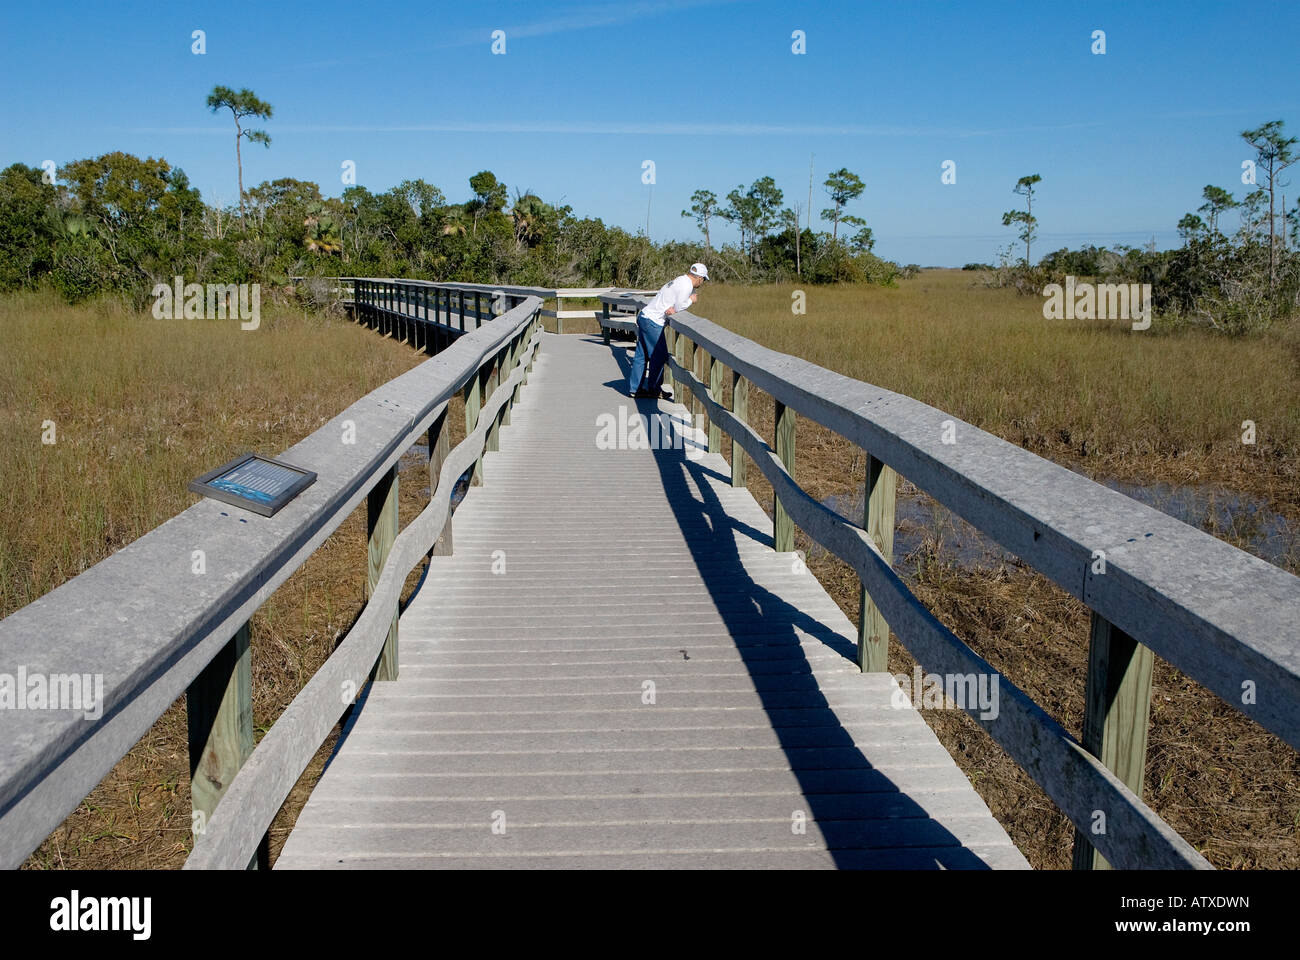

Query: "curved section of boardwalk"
(275, 332), (1028, 869)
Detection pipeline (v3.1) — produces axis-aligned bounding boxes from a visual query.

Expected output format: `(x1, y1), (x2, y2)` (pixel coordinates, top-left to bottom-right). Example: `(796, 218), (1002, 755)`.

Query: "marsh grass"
(2, 290), (427, 868)
(668, 271), (1299, 868)
(701, 272), (1298, 484)
(10, 274), (1299, 869)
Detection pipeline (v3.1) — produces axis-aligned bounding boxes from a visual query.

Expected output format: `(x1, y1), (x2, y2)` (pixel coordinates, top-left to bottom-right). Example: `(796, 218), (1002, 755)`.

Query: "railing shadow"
(600, 335), (996, 868)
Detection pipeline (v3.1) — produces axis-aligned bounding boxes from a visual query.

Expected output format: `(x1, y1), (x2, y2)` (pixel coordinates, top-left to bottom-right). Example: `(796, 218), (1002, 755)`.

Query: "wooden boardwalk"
(275, 332), (1028, 869)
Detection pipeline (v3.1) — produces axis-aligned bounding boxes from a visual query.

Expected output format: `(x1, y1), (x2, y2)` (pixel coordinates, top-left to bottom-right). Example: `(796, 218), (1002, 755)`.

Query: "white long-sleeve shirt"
(641, 275), (695, 325)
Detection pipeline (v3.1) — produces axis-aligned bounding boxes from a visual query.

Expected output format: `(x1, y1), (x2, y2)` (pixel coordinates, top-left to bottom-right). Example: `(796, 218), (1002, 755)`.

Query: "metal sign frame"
(189, 453), (318, 518)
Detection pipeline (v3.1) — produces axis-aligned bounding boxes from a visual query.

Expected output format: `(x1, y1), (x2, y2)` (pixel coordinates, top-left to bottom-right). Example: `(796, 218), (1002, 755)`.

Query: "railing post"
(406, 285), (415, 347)
(397, 283), (404, 341)
(857, 455), (897, 672)
(510, 327), (525, 413)
(428, 410), (452, 558)
(690, 342), (702, 421)
(474, 292), (482, 329)
(465, 367), (483, 486)
(187, 622), (267, 869)
(601, 302), (611, 345)
(367, 465), (399, 682)
(773, 400), (796, 553)
(708, 355), (722, 453)
(503, 334), (519, 426)
(556, 295), (564, 335)
(527, 309), (539, 375)
(675, 332), (687, 397)
(458, 291), (466, 332)
(420, 287), (429, 353)
(486, 349), (502, 453)
(731, 370), (748, 487)
(662, 325), (674, 391)
(1072, 614), (1155, 870)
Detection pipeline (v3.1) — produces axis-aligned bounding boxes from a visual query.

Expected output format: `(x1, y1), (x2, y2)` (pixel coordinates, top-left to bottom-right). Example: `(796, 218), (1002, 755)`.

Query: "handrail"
(0, 283), (543, 869)
(324, 277), (654, 332)
(606, 292), (1300, 869)
(185, 319), (541, 869)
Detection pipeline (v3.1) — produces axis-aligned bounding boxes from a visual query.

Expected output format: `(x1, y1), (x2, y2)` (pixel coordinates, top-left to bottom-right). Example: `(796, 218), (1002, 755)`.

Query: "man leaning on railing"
(626, 262), (708, 399)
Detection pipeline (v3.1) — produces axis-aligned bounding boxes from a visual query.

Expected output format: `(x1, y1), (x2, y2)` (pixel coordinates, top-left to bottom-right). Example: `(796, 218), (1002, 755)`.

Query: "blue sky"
(2, 0), (1297, 266)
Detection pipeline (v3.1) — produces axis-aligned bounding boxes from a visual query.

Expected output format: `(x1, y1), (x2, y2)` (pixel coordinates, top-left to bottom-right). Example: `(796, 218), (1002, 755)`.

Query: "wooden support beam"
(662, 326), (674, 391)
(731, 370), (748, 488)
(396, 284), (402, 340)
(486, 350), (502, 453)
(465, 369), (483, 486)
(708, 354), (722, 453)
(428, 411), (452, 558)
(857, 454), (897, 672)
(681, 333), (691, 400)
(187, 622), (266, 869)
(1072, 614), (1155, 870)
(773, 400), (796, 553)
(367, 465), (399, 682)
(503, 335), (518, 426)
(690, 341), (701, 422)
(422, 287), (431, 353)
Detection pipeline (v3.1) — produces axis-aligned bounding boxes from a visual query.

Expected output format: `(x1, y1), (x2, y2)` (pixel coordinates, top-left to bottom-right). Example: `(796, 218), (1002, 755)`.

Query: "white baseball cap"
(689, 263), (709, 280)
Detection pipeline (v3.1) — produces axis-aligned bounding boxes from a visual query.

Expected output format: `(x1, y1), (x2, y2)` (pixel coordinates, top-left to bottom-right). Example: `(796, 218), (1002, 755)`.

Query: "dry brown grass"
(8, 274), (1297, 870)
(2, 291), (429, 868)
(681, 272), (1300, 869)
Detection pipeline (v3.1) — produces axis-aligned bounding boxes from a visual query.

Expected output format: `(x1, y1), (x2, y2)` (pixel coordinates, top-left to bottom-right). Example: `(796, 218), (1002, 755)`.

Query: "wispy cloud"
(437, 0), (745, 46)
(270, 0), (744, 73)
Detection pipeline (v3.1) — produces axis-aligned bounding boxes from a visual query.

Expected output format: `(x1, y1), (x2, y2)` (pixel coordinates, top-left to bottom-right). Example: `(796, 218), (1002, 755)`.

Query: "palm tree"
(303, 202), (341, 255)
(511, 191), (549, 251)
(440, 205), (470, 238)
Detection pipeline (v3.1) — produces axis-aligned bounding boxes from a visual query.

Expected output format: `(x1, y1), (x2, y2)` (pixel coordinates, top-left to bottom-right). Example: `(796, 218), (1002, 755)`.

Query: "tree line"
(0, 88), (903, 307)
(987, 119), (1299, 333)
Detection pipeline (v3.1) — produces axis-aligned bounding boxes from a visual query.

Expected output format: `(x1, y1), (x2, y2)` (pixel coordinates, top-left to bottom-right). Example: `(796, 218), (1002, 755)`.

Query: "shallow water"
(397, 438), (1295, 572)
(824, 472), (1297, 575)
(397, 441), (471, 510)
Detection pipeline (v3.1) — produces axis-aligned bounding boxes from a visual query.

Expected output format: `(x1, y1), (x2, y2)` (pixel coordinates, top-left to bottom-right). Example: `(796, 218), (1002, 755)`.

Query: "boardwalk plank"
(276, 333), (1028, 870)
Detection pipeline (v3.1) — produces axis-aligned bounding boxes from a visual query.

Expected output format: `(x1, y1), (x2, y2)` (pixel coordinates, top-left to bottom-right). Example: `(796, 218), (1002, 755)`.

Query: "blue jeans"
(627, 313), (668, 394)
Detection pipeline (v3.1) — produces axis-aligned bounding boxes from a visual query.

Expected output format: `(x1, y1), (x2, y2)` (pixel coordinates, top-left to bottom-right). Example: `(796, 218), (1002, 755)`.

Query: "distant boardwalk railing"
(292, 275), (652, 337)
(601, 290), (1300, 870)
(0, 281), (543, 869)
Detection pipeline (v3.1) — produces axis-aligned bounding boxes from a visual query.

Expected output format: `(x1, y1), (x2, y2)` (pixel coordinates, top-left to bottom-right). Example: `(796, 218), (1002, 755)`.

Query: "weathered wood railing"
(600, 291), (1300, 871)
(296, 276), (651, 336)
(0, 283), (543, 869)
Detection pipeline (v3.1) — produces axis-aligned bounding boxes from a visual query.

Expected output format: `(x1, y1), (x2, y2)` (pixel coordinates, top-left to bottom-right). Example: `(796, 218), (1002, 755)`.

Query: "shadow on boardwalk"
(605, 336), (995, 869)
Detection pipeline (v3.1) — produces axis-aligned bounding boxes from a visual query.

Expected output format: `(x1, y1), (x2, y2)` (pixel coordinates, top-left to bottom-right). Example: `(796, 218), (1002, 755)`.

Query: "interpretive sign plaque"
(189, 453), (317, 517)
